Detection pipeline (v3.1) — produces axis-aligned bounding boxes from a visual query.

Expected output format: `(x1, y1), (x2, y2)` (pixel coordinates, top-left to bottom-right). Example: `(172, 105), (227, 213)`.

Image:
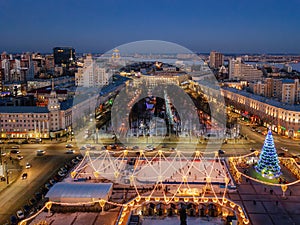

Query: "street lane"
(0, 142), (78, 224)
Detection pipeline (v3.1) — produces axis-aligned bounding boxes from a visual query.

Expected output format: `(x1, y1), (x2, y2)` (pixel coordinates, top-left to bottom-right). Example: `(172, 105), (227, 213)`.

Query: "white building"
(75, 55), (109, 87)
(229, 58), (263, 81)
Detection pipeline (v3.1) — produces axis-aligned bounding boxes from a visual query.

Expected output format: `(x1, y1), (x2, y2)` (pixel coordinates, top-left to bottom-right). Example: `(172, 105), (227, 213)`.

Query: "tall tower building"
(53, 47), (75, 67)
(75, 54), (109, 87)
(209, 51), (224, 69)
(48, 79), (61, 132)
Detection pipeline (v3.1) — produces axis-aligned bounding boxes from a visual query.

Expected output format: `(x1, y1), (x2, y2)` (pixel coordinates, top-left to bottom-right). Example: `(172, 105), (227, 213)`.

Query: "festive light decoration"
(255, 129), (281, 179)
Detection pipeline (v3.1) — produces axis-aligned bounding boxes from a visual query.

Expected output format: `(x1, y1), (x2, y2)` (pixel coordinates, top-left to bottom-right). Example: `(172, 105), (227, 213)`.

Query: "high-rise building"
(229, 58), (263, 81)
(0, 68), (3, 92)
(75, 54), (109, 87)
(45, 55), (55, 71)
(209, 51), (224, 69)
(53, 47), (75, 67)
(282, 79), (296, 104)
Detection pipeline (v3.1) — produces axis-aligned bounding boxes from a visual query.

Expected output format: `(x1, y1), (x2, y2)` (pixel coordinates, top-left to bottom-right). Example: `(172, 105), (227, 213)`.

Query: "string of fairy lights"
(19, 145), (300, 225)
(19, 148), (255, 225)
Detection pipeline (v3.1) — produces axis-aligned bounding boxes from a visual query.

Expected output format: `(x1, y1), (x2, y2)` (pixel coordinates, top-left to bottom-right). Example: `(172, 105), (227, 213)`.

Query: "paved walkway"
(229, 177), (300, 225)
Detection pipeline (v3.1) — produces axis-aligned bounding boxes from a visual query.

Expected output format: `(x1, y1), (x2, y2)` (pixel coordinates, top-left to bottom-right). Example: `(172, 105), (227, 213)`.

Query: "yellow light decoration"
(71, 171), (77, 178)
(85, 151), (90, 157)
(123, 150), (128, 156)
(99, 199), (106, 208)
(182, 176), (187, 182)
(121, 212), (126, 218)
(230, 202), (236, 208)
(243, 218), (250, 224)
(158, 150), (163, 155)
(123, 205), (128, 211)
(223, 198), (228, 204)
(281, 185), (288, 192)
(118, 218), (123, 224)
(139, 150), (144, 155)
(214, 151), (218, 157)
(224, 177), (229, 185)
(129, 201), (135, 206)
(195, 151), (200, 157)
(136, 195), (141, 203)
(45, 202), (52, 210)
(93, 171), (100, 178)
(254, 150), (259, 156)
(158, 175), (162, 182)
(129, 175), (134, 186)
(212, 198), (218, 203)
(114, 171), (120, 178)
(238, 206), (243, 212)
(193, 198), (199, 203)
(164, 197), (170, 203)
(240, 212), (245, 219)
(19, 221), (27, 225)
(203, 198), (209, 203)
(155, 197), (160, 202)
(184, 198), (189, 202)
(174, 197), (179, 202)
(222, 211), (228, 217)
(206, 177), (211, 183)
(145, 197), (150, 202)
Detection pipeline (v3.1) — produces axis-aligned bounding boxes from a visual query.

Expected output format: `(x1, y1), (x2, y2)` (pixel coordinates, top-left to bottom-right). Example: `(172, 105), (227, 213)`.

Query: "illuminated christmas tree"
(255, 129), (281, 179)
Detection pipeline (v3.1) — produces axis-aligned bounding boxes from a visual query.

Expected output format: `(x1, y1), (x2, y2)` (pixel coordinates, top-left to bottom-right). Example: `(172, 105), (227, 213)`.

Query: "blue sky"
(0, 0), (299, 53)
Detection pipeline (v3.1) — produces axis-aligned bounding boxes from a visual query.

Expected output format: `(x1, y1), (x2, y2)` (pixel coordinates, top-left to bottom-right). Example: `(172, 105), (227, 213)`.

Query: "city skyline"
(0, 0), (300, 54)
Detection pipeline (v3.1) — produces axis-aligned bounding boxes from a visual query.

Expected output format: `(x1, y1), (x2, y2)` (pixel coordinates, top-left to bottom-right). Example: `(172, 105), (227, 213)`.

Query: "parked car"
(80, 146), (87, 150)
(71, 158), (79, 164)
(21, 173), (28, 180)
(66, 144), (73, 148)
(16, 210), (24, 219)
(58, 171), (66, 177)
(10, 215), (17, 225)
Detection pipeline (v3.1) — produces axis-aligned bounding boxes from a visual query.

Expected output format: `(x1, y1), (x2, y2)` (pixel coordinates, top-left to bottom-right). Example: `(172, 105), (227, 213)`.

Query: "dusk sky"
(0, 0), (300, 54)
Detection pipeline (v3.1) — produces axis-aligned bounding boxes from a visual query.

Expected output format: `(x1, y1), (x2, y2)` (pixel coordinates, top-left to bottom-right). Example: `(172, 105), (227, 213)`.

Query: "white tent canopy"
(46, 182), (113, 203)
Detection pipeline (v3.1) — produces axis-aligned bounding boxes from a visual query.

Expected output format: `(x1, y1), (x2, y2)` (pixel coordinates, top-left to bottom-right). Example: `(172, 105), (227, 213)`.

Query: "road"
(0, 141), (77, 224)
(240, 123), (300, 155)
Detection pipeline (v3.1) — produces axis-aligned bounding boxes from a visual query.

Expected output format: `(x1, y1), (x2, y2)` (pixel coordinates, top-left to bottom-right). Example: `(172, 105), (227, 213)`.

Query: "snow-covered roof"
(45, 182), (113, 202)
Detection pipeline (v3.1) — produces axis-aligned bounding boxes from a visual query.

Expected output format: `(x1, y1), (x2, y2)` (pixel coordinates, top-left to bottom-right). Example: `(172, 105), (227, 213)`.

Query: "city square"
(0, 1), (300, 225)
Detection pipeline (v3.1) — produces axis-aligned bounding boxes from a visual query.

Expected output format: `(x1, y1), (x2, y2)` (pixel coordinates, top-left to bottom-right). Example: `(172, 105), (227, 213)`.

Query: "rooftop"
(222, 87), (300, 111)
(0, 106), (49, 113)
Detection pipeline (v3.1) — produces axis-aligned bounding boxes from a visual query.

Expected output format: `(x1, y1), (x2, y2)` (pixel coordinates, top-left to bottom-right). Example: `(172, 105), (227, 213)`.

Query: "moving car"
(17, 155), (23, 160)
(66, 144), (73, 148)
(10, 150), (20, 154)
(25, 162), (31, 169)
(65, 149), (75, 154)
(281, 147), (288, 152)
(36, 150), (46, 156)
